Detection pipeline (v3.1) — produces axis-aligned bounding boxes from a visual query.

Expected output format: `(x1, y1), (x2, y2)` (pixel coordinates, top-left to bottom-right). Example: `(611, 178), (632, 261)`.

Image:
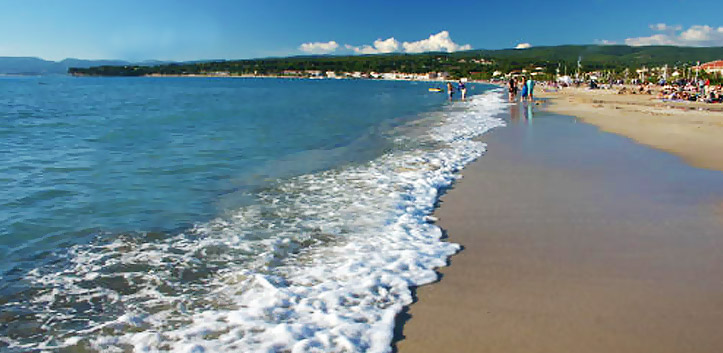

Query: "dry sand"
(537, 87), (723, 171)
(395, 107), (723, 353)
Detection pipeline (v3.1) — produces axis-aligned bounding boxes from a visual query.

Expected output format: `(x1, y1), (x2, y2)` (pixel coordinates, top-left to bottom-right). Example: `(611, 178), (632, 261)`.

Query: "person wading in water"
(446, 82), (455, 101)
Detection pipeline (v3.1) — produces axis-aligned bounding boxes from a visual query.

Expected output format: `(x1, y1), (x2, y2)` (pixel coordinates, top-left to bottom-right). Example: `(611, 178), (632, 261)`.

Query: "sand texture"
(396, 110), (723, 353)
(537, 87), (723, 171)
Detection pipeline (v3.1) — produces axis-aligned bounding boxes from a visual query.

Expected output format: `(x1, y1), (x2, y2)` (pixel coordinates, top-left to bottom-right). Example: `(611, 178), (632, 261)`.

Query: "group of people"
(446, 80), (468, 101)
(507, 77), (535, 102)
(654, 79), (723, 103)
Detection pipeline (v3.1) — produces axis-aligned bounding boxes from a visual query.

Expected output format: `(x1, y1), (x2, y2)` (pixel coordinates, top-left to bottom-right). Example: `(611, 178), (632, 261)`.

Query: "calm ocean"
(1, 76), (505, 352)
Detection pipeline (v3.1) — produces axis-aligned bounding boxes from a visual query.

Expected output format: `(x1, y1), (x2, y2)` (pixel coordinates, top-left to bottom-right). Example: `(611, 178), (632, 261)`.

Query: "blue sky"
(1, 0), (721, 61)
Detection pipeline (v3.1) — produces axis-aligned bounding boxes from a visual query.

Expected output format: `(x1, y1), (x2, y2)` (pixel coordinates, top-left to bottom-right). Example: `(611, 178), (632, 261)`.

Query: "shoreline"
(69, 72), (499, 84)
(395, 101), (723, 352)
(536, 87), (723, 171)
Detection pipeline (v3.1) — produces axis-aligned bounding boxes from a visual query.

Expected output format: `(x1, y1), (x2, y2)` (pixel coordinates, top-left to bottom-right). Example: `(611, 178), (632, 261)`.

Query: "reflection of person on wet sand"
(509, 102), (520, 123)
(509, 100), (534, 124)
(446, 82), (454, 101)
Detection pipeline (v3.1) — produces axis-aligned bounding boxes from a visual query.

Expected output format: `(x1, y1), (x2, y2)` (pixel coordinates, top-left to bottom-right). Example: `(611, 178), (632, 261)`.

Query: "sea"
(0, 76), (506, 352)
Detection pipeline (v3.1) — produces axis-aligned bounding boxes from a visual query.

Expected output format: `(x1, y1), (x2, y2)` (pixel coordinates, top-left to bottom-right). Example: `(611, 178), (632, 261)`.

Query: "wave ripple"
(2, 89), (506, 353)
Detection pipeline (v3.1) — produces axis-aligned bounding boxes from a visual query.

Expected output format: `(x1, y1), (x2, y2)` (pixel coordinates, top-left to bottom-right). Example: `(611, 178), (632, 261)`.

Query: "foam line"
(10, 89), (506, 353)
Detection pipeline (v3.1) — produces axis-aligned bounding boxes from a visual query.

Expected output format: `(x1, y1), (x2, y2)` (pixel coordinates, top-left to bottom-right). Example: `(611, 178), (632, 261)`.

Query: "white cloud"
(401, 31), (472, 53)
(345, 37), (400, 54)
(300, 31), (472, 56)
(594, 39), (617, 45)
(625, 34), (678, 46)
(649, 23), (682, 32)
(680, 25), (723, 42)
(514, 43), (531, 49)
(298, 41), (339, 54)
(626, 24), (723, 47)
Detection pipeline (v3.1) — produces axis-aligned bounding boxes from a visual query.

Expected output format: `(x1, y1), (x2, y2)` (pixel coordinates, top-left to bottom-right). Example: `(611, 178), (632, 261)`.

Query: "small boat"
(428, 88), (443, 92)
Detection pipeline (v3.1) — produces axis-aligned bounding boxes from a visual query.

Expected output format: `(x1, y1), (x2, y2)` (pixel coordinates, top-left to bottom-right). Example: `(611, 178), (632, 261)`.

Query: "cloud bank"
(626, 24), (723, 47)
(345, 37), (400, 54)
(514, 43), (531, 49)
(302, 31), (471, 55)
(299, 41), (339, 54)
(401, 31), (472, 53)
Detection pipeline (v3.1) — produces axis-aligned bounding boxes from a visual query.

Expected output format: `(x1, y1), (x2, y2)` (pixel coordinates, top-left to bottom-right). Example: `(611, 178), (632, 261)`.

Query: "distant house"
(474, 58), (493, 65)
(698, 60), (723, 74)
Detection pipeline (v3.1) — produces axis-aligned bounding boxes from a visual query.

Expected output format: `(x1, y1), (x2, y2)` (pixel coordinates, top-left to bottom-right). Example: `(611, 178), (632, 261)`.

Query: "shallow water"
(0, 77), (505, 352)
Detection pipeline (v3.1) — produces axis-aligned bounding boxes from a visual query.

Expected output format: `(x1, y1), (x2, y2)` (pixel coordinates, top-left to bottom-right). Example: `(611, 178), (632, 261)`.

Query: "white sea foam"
(16, 89), (506, 353)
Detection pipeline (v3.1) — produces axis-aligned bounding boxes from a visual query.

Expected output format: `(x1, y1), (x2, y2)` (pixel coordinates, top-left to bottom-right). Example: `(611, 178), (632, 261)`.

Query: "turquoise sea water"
(2, 77), (451, 265)
(0, 76), (504, 352)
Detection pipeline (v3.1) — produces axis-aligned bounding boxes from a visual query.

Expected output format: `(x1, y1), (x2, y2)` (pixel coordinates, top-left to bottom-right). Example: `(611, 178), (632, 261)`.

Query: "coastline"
(70, 72), (499, 85)
(395, 102), (723, 352)
(536, 87), (723, 171)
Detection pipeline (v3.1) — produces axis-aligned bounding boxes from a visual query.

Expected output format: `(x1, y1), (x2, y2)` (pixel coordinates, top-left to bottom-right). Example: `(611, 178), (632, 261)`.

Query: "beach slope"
(538, 88), (723, 171)
(396, 109), (723, 353)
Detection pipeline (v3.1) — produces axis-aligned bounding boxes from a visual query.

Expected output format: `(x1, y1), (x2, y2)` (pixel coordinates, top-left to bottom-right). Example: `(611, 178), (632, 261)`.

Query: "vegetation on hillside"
(68, 45), (723, 82)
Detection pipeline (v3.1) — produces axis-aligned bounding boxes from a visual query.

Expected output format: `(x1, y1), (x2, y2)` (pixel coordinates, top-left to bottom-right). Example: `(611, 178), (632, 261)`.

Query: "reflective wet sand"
(396, 104), (723, 353)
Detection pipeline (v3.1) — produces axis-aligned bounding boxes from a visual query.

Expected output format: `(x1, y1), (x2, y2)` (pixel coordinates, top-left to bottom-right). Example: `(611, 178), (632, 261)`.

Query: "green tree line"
(69, 45), (723, 81)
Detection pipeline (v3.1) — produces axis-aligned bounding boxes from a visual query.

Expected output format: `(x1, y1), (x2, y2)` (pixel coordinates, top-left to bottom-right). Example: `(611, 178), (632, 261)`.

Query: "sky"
(1, 0), (722, 61)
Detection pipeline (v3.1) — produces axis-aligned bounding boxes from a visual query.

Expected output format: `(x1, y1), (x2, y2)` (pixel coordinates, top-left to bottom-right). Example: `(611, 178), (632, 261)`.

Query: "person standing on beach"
(526, 77), (535, 102)
(458, 80), (467, 101)
(446, 82), (454, 101)
(508, 78), (517, 102)
(520, 77), (528, 101)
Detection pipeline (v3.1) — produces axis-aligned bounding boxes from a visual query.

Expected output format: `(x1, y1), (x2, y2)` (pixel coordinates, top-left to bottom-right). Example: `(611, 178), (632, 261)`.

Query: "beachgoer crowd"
(507, 77), (535, 102)
(655, 79), (723, 103)
(536, 77), (723, 104)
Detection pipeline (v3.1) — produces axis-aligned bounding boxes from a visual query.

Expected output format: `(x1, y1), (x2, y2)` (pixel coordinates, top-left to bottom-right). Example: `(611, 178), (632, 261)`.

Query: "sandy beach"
(395, 103), (723, 352)
(537, 87), (723, 171)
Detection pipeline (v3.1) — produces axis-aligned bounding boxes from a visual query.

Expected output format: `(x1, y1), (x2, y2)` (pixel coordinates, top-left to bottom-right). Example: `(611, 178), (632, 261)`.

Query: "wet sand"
(395, 104), (723, 352)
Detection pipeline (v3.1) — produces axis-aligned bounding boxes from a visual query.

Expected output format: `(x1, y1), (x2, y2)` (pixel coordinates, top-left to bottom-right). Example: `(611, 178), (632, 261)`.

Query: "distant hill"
(0, 57), (172, 75)
(463, 45), (723, 67)
(68, 45), (723, 79)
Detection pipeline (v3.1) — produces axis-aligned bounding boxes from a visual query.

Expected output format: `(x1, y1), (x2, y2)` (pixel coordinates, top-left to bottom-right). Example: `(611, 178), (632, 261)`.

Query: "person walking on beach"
(458, 80), (467, 101)
(526, 77), (535, 102)
(446, 82), (454, 101)
(520, 77), (528, 102)
(508, 77), (517, 102)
